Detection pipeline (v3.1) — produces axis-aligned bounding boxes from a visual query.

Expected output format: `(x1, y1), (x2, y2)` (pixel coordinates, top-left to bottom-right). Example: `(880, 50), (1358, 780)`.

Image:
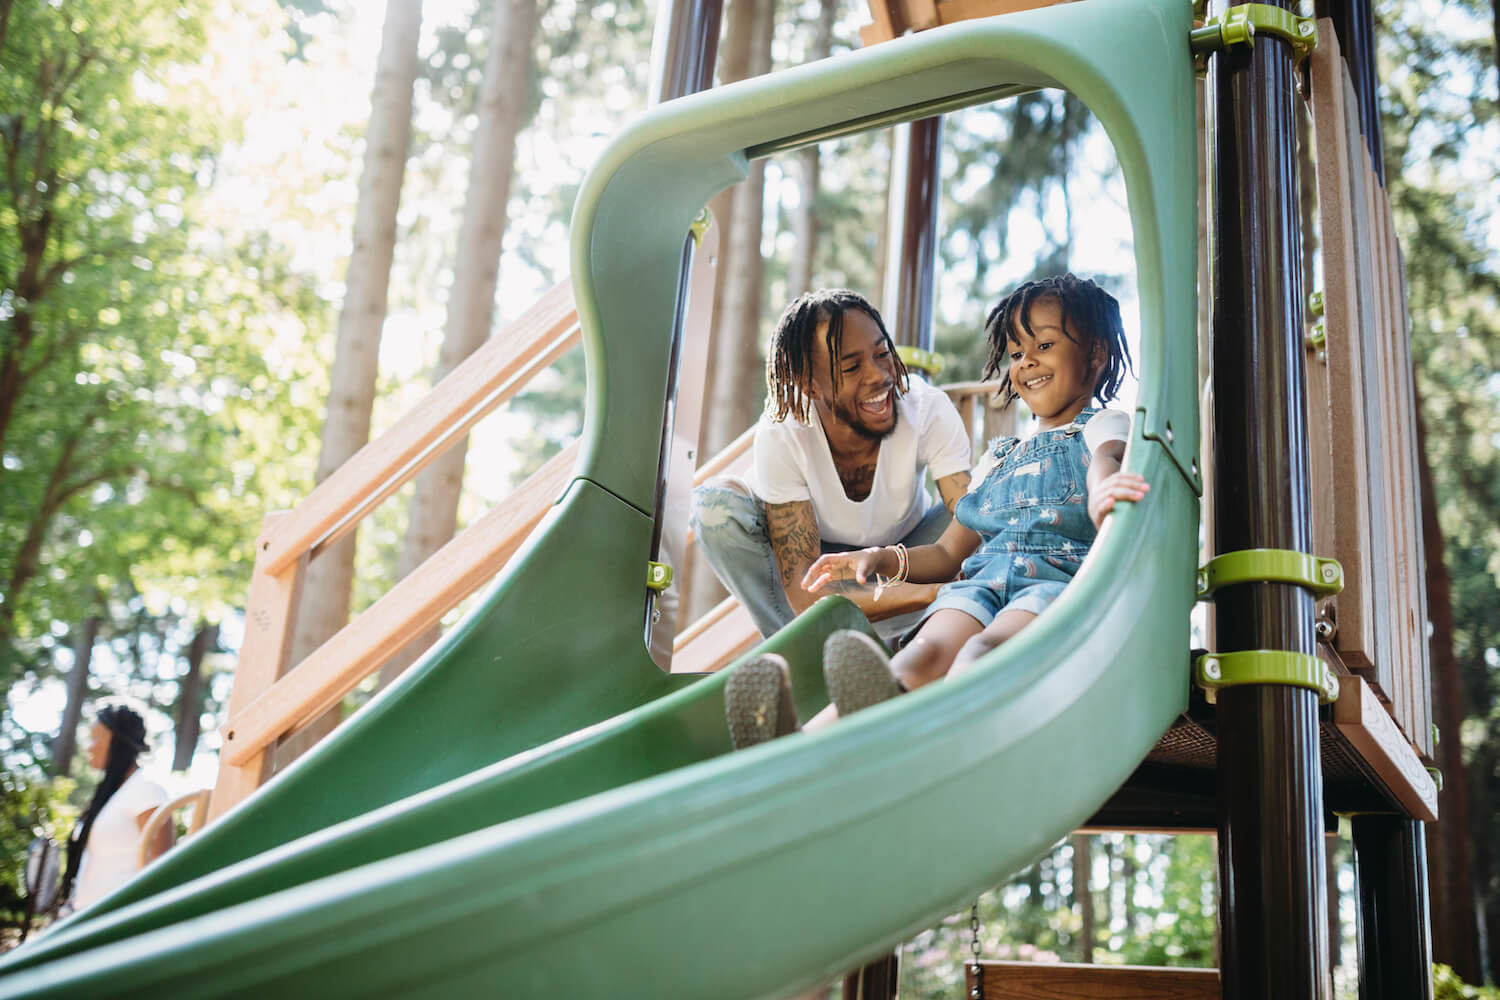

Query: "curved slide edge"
(0, 598), (874, 974)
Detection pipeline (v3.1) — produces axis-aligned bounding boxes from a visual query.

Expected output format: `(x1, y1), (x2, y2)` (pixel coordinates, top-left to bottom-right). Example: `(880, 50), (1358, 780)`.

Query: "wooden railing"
(210, 282), (584, 820)
(1307, 19), (1431, 759)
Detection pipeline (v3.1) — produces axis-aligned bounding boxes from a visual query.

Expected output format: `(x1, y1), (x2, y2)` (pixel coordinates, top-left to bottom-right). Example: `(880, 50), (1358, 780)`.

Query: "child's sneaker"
(724, 654), (799, 749)
(823, 630), (902, 717)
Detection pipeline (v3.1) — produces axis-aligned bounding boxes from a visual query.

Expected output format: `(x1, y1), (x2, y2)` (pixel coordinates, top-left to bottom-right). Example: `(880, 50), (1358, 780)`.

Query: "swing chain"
(968, 900), (984, 998)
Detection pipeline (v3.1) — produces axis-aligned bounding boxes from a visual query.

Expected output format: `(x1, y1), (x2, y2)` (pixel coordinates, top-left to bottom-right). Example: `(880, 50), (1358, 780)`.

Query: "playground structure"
(0, 0), (1441, 997)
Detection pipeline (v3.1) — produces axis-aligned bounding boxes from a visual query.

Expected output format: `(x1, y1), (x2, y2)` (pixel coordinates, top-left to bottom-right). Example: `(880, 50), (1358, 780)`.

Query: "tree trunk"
(275, 0), (423, 767)
(785, 0), (835, 299)
(173, 622), (218, 773)
(49, 615), (99, 778)
(1417, 397), (1483, 981)
(1071, 832), (1095, 962)
(377, 0), (539, 689)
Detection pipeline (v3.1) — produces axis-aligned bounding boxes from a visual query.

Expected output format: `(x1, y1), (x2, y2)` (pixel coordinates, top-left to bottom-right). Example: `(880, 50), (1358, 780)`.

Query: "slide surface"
(0, 1), (1199, 995)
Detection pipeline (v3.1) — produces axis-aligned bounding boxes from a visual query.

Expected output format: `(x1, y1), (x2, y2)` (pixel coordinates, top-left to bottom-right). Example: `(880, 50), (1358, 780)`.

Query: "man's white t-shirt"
(751, 377), (972, 547)
(72, 768), (169, 908)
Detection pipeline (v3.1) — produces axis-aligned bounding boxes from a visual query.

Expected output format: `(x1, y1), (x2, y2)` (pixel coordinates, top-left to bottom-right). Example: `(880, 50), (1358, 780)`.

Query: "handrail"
(221, 442), (579, 767)
(259, 281), (580, 577)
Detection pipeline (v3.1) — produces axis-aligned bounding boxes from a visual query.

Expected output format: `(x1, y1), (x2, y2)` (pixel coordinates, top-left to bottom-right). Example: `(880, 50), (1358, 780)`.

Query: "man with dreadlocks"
(690, 288), (973, 646)
(722, 274), (1149, 748)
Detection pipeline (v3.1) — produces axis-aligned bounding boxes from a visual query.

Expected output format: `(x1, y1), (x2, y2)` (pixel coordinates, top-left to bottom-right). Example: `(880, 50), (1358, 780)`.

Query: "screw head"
(1322, 564), (1337, 582)
(1299, 21), (1313, 35)
(1202, 657), (1222, 681)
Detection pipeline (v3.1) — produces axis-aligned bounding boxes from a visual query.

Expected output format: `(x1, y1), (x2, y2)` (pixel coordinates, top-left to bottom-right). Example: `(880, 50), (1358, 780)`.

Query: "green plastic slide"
(0, 0), (1199, 995)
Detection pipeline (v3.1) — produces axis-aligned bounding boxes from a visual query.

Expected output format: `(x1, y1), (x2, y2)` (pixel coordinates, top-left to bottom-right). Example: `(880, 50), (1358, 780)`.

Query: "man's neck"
(815, 406), (882, 462)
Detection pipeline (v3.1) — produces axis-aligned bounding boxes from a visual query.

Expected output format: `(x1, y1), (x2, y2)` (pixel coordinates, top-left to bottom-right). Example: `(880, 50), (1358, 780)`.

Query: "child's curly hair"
(765, 289), (910, 424)
(981, 274), (1133, 410)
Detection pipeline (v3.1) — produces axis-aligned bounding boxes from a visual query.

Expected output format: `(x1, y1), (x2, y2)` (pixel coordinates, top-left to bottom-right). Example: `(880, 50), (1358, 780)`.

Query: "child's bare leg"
(948, 608), (1038, 679)
(889, 609), (985, 690)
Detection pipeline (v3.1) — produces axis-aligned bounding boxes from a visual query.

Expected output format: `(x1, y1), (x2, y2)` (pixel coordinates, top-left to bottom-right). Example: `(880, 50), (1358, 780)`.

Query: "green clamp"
(1308, 290), (1325, 317)
(896, 345), (944, 378)
(1190, 4), (1317, 74)
(689, 208), (713, 246)
(1427, 767), (1443, 793)
(1197, 549), (1343, 600)
(1306, 322), (1326, 350)
(1195, 650), (1340, 704)
(647, 562), (674, 592)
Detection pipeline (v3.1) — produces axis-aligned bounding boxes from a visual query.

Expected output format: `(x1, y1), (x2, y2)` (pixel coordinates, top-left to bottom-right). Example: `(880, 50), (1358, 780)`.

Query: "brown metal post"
(1207, 0), (1330, 996)
(1313, 0), (1383, 184)
(881, 116), (943, 350)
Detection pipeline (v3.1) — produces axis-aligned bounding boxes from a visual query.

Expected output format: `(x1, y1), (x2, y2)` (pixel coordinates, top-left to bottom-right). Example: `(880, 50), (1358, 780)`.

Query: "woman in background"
(59, 700), (171, 910)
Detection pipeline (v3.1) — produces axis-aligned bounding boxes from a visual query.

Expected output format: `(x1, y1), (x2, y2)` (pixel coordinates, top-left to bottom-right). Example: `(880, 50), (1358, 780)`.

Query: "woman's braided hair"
(981, 273), (1133, 410)
(58, 700), (149, 905)
(765, 289), (909, 423)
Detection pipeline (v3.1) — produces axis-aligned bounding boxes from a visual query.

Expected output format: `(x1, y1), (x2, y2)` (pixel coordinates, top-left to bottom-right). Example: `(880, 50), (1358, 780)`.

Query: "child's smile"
(1007, 298), (1100, 429)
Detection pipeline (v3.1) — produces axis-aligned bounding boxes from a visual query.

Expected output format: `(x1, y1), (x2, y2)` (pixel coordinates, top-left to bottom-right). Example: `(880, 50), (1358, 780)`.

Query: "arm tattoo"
(765, 501), (821, 591)
(936, 471), (972, 514)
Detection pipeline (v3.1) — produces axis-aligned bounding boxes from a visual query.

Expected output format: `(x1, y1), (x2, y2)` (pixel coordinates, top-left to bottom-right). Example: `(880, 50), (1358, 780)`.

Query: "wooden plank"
(1341, 66), (1396, 697)
(934, 0), (1078, 29)
(1333, 675), (1438, 821)
(671, 600), (758, 674)
(209, 513), (305, 823)
(1308, 24), (1378, 671)
(967, 961), (1219, 999)
(1378, 189), (1431, 757)
(260, 281), (579, 576)
(220, 442), (580, 767)
(860, 0), (1074, 45)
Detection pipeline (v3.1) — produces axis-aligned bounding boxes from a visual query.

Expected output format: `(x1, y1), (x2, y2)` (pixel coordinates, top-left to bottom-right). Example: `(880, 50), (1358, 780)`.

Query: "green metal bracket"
(688, 208), (713, 247)
(1190, 4), (1318, 74)
(1306, 322), (1326, 350)
(1195, 650), (1340, 704)
(647, 562), (674, 591)
(1196, 548), (1343, 600)
(896, 345), (944, 378)
(1308, 290), (1325, 316)
(1427, 766), (1443, 793)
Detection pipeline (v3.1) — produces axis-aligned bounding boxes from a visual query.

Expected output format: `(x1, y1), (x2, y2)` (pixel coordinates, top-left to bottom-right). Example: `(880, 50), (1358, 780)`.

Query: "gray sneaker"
(823, 630), (902, 718)
(725, 654), (800, 749)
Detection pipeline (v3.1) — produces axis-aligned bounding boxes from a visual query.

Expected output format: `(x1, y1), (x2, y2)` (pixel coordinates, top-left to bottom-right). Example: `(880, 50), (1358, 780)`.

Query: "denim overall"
(913, 408), (1099, 636)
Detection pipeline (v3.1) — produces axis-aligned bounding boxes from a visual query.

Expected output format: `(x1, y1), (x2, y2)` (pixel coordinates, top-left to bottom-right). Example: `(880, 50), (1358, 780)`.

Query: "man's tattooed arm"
(936, 470), (972, 514)
(767, 500), (944, 621)
(765, 501), (823, 613)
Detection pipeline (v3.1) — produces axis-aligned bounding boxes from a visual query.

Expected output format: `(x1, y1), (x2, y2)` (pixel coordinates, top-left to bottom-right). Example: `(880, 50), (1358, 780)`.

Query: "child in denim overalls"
(724, 274), (1150, 746)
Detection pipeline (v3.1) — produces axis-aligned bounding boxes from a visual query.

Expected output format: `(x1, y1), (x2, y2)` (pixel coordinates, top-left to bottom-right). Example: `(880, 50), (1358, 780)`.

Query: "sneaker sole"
(823, 630), (901, 718)
(725, 654), (798, 750)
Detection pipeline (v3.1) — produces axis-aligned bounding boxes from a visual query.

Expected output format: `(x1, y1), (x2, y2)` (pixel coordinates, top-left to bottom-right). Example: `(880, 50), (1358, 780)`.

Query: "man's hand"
(803, 547), (895, 595)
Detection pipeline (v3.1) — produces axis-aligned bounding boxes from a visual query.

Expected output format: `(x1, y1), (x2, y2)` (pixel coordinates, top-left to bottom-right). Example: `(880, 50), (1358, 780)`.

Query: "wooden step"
(966, 961), (1218, 999)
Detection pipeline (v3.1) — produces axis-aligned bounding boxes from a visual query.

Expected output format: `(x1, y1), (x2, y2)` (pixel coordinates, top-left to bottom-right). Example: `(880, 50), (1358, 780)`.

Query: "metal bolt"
(1299, 21), (1313, 35)
(1196, 570), (1208, 593)
(1322, 564), (1337, 582)
(1202, 658), (1222, 681)
(1165, 425), (1174, 443)
(1315, 619), (1336, 641)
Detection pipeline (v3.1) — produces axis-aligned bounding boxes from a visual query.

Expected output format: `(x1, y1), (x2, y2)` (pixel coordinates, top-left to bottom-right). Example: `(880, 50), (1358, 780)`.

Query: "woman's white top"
(72, 768), (169, 908)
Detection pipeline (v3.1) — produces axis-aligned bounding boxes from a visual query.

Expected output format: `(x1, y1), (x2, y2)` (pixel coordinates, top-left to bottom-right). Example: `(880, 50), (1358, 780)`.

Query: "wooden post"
(208, 512), (306, 823)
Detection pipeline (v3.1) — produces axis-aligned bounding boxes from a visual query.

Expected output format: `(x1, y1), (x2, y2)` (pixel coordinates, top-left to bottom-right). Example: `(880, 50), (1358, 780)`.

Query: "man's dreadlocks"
(764, 289), (909, 424)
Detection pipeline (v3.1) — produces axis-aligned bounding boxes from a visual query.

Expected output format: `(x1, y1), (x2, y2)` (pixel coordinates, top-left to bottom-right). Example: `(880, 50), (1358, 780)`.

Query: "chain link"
(968, 900), (984, 998)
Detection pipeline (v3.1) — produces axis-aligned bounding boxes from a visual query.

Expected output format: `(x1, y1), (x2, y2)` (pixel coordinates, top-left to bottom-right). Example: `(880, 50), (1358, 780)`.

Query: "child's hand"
(803, 547), (892, 595)
(1088, 471), (1150, 529)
